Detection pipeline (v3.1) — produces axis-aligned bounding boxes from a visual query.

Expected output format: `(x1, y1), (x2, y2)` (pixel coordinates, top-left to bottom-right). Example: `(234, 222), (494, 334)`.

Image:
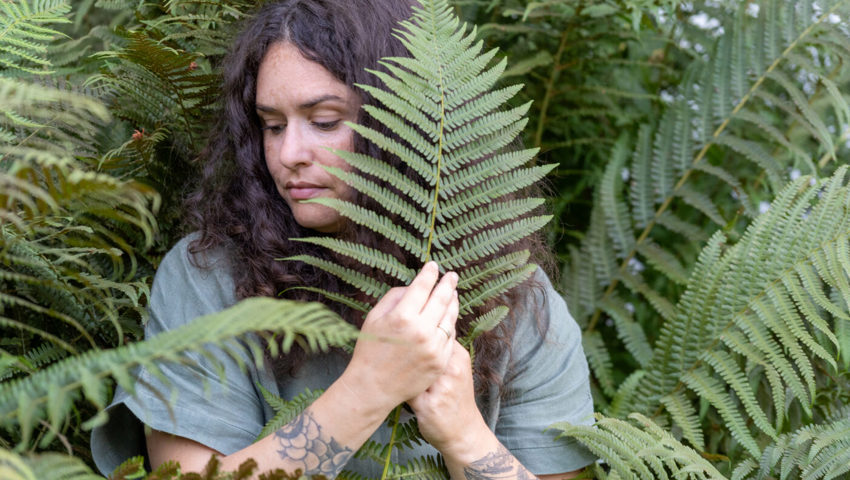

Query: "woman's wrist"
(439, 417), (501, 466)
(335, 367), (398, 420)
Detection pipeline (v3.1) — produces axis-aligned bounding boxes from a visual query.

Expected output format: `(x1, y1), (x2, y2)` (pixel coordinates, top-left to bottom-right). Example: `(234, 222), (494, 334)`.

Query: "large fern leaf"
(293, 0), (551, 337)
(0, 0), (69, 75)
(281, 0), (552, 475)
(561, 166), (850, 474)
(565, 0), (850, 409)
(0, 297), (353, 448)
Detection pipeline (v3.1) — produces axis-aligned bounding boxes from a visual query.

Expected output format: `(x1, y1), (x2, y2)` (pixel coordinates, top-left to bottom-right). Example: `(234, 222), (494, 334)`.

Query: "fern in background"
(555, 166), (850, 478)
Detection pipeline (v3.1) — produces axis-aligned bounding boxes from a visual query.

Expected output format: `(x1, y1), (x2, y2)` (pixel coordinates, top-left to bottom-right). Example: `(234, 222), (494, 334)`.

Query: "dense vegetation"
(2, 0), (849, 479)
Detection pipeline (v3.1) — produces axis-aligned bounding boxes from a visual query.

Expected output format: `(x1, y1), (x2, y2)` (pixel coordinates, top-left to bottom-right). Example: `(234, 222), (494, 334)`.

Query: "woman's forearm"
(453, 444), (536, 480)
(147, 376), (390, 479)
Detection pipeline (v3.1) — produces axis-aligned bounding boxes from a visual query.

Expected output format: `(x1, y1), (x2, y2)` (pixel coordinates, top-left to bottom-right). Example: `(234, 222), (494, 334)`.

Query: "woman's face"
(255, 41), (360, 233)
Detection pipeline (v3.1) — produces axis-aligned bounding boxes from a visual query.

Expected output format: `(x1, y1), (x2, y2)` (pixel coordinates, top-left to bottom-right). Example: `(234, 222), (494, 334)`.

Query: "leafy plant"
(3, 0), (850, 478)
(555, 166), (850, 478)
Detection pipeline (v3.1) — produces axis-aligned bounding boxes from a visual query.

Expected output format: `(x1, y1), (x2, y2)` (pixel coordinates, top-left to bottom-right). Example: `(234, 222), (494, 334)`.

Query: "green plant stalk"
(585, 0), (848, 333)
(381, 0), (447, 474)
(532, 26), (570, 150)
(380, 406), (404, 479)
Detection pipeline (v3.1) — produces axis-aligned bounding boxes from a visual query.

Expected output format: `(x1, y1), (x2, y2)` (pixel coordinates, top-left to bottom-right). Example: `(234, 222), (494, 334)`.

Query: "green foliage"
(0, 0), (70, 74)
(2, 0), (850, 478)
(1, 297), (355, 448)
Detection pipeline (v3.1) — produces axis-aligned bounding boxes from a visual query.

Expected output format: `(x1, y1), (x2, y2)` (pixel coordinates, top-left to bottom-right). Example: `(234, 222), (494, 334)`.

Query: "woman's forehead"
(255, 42), (358, 108)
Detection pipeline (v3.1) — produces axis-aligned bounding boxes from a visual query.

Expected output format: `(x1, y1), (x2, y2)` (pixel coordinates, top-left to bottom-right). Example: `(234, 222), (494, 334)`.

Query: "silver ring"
(437, 324), (451, 339)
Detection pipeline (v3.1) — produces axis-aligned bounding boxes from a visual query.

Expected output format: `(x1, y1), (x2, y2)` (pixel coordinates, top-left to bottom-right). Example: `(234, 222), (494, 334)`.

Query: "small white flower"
(625, 302), (635, 314)
(790, 168), (801, 180)
(746, 3), (759, 16)
(605, 318), (614, 327)
(628, 257), (645, 273)
(759, 201), (770, 214)
(621, 168), (630, 182)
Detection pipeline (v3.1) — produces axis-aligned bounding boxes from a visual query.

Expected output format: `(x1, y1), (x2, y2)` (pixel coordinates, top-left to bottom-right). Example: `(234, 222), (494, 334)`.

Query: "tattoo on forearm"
(274, 410), (353, 477)
(463, 444), (535, 480)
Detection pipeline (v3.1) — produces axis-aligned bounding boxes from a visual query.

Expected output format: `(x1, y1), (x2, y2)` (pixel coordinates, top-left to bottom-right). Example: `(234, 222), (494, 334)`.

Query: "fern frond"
(600, 135), (636, 259)
(306, 197), (425, 260)
(458, 263), (536, 314)
(600, 296), (652, 367)
(433, 216), (550, 270)
(281, 286), (370, 314)
(635, 241), (689, 286)
(0, 0), (70, 74)
(462, 306), (508, 347)
(384, 455), (447, 480)
(457, 250), (530, 291)
(551, 413), (726, 480)
(0, 450), (102, 480)
(629, 124), (655, 229)
(583, 330), (615, 397)
(659, 391), (704, 451)
(256, 386), (323, 440)
(433, 198), (543, 249)
(0, 298), (351, 446)
(627, 167), (850, 468)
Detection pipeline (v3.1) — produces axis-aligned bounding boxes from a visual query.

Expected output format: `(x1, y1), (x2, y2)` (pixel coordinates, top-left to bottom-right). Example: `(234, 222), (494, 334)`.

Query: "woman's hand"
(340, 261), (460, 414)
(408, 342), (500, 464)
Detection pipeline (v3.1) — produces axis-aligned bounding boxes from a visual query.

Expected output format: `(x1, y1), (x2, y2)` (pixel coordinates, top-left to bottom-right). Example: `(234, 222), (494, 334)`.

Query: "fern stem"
(585, 0), (848, 334)
(819, 126), (850, 169)
(424, 26), (447, 264)
(532, 26), (570, 151)
(380, 406), (403, 480)
(385, 1), (446, 472)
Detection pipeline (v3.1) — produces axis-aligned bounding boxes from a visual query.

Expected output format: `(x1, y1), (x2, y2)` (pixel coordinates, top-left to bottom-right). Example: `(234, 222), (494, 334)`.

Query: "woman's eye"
(313, 120), (340, 131)
(262, 124), (285, 135)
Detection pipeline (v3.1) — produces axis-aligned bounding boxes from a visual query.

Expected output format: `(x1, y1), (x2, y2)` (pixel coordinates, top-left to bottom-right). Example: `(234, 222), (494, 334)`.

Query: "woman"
(91, 0), (596, 478)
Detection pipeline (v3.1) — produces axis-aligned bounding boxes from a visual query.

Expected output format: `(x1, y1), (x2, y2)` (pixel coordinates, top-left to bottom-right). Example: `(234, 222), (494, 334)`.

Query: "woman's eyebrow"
(298, 94), (346, 110)
(255, 94), (347, 113)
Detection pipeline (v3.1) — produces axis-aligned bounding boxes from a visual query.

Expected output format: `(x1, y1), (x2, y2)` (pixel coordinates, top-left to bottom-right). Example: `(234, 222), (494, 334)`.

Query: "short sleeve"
(91, 236), (278, 475)
(494, 270), (596, 475)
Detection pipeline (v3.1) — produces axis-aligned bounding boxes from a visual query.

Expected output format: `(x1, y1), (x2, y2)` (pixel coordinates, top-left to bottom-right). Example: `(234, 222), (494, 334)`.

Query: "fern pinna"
(280, 0), (552, 476)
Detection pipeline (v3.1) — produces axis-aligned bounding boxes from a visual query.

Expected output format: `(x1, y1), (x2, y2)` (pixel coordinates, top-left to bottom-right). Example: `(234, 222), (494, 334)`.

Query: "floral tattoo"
(274, 410), (353, 477)
(463, 444), (535, 480)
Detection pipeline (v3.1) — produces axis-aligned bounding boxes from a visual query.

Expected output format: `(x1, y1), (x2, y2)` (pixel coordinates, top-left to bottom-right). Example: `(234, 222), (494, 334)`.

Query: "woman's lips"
(286, 183), (325, 200)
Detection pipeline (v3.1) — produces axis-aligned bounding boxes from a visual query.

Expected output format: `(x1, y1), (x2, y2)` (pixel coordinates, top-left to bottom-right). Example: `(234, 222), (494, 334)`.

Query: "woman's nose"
(278, 123), (311, 170)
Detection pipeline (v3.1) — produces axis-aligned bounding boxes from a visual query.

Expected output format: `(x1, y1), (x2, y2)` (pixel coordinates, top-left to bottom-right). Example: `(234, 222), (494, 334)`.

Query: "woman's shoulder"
(148, 233), (237, 334)
(513, 268), (581, 345)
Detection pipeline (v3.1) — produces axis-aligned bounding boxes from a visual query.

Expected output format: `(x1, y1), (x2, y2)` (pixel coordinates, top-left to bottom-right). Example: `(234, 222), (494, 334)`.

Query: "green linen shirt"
(91, 235), (596, 476)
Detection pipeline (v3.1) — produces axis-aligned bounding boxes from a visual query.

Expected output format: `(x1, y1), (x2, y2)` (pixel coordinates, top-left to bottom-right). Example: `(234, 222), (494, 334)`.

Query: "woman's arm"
(408, 343), (583, 480)
(147, 262), (460, 477)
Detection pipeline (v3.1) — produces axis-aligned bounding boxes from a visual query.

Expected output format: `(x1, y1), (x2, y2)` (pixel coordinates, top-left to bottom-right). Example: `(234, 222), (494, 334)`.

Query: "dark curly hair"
(185, 0), (555, 392)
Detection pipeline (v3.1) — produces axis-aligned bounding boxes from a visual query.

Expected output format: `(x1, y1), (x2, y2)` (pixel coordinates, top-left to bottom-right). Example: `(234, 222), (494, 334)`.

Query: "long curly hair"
(185, 0), (555, 392)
